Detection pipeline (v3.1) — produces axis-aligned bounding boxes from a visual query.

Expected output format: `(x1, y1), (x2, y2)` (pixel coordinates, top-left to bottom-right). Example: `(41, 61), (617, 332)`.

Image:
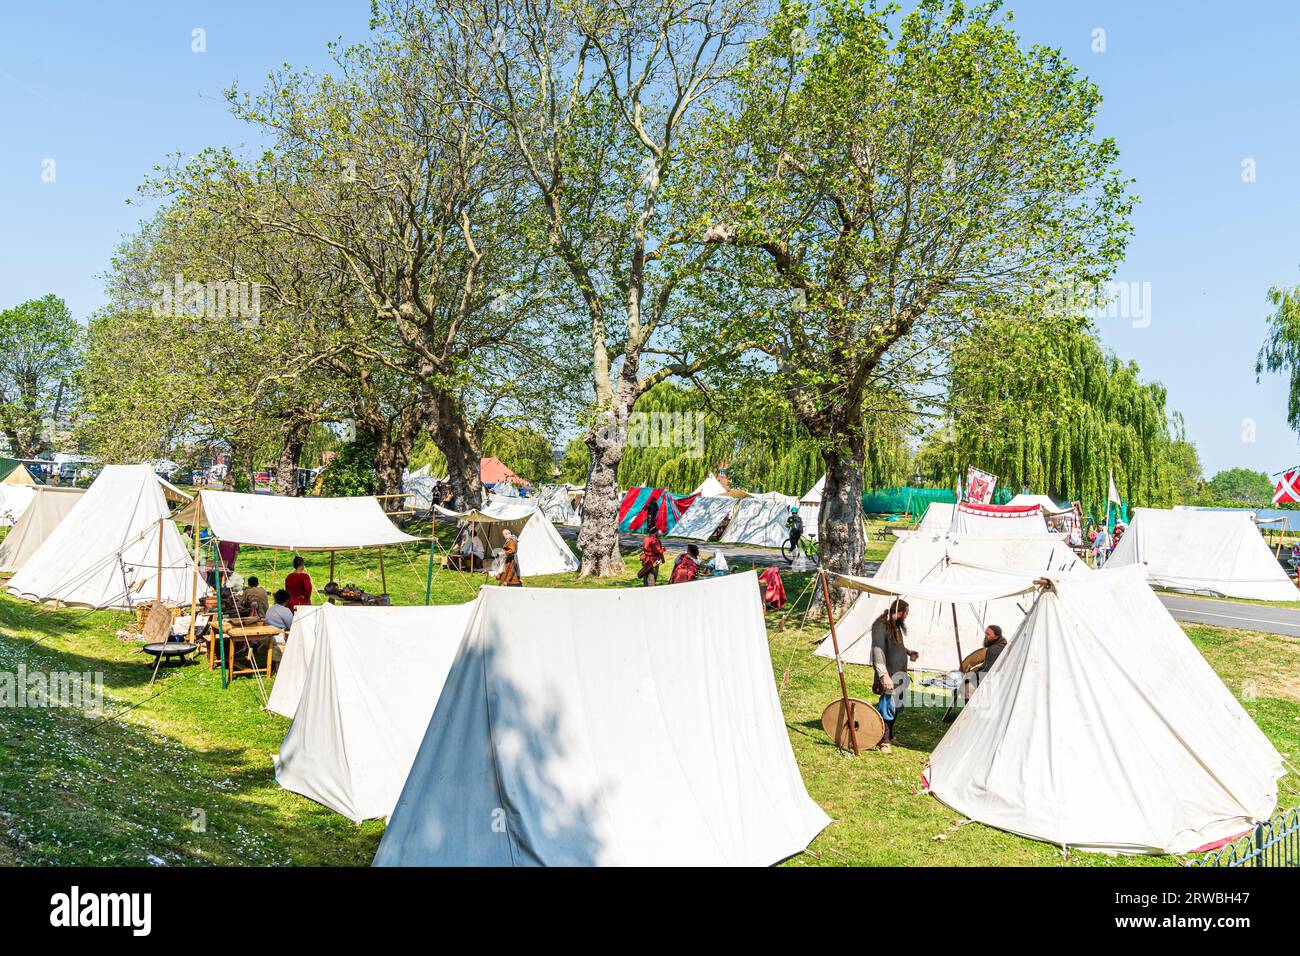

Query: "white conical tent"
(668, 495), (736, 540)
(375, 572), (830, 866)
(437, 497), (578, 577)
(0, 486), (85, 574)
(1106, 507), (1298, 601)
(5, 464), (195, 609)
(691, 473), (728, 497)
(947, 502), (1051, 536)
(927, 565), (1284, 854)
(720, 497), (793, 548)
(533, 485), (579, 525)
(814, 533), (1084, 671)
(272, 601), (477, 822)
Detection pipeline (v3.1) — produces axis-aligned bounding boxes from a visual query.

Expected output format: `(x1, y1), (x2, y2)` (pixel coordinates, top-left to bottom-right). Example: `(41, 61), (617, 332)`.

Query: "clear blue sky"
(2, 1), (1298, 477)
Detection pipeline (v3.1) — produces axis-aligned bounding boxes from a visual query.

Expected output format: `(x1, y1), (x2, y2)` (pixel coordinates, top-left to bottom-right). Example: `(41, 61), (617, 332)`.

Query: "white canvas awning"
(814, 533), (1085, 671)
(375, 571), (829, 866)
(175, 489), (417, 550)
(720, 497), (793, 548)
(272, 601), (477, 822)
(948, 501), (1051, 536)
(927, 565), (1284, 854)
(0, 483), (37, 527)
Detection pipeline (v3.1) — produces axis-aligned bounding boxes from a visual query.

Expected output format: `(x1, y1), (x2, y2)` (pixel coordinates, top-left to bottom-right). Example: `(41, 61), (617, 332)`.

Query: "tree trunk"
(817, 436), (867, 612)
(274, 420), (307, 497)
(577, 406), (627, 576)
(371, 432), (409, 503)
(428, 392), (483, 511)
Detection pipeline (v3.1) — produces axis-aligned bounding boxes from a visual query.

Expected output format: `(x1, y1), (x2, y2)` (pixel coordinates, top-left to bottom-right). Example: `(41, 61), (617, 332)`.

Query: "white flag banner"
(1107, 474), (1121, 506)
(965, 467), (997, 505)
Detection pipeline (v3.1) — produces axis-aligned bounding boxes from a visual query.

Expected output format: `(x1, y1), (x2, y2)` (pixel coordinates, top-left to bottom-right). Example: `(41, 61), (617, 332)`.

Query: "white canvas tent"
(0, 486), (85, 575)
(720, 497), (793, 549)
(533, 485), (580, 526)
(915, 501), (954, 533)
(272, 601), (477, 822)
(492, 481), (521, 498)
(668, 495), (736, 540)
(5, 464), (195, 610)
(1105, 507), (1298, 601)
(797, 475), (824, 541)
(947, 501), (1051, 536)
(1005, 493), (1072, 516)
(437, 497), (578, 577)
(814, 533), (1084, 671)
(173, 489), (417, 550)
(0, 483), (36, 527)
(691, 473), (728, 498)
(926, 565), (1284, 854)
(375, 572), (829, 866)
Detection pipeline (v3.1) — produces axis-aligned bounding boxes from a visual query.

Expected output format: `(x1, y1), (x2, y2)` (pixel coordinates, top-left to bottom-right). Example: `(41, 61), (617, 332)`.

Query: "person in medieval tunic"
(638, 526), (666, 585)
(285, 555), (314, 609)
(670, 544), (701, 584)
(497, 528), (523, 587)
(871, 598), (918, 753)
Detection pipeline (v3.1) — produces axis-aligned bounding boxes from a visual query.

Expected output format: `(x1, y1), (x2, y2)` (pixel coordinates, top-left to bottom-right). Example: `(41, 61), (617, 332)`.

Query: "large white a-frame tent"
(1106, 507), (1298, 601)
(668, 495), (735, 540)
(814, 533), (1083, 671)
(375, 572), (829, 866)
(927, 566), (1284, 854)
(272, 602), (477, 822)
(719, 497), (792, 549)
(5, 464), (194, 609)
(0, 486), (85, 575)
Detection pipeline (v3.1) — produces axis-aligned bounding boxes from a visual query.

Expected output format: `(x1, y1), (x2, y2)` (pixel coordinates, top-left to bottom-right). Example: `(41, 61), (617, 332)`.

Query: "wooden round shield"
(960, 646), (988, 674)
(821, 697), (885, 751)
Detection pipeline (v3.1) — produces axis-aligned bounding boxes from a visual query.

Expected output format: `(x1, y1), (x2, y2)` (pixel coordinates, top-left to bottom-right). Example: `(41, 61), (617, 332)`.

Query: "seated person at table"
(460, 530), (486, 569)
(285, 556), (313, 609)
(265, 589), (295, 638)
(242, 576), (269, 618)
(670, 544), (701, 584)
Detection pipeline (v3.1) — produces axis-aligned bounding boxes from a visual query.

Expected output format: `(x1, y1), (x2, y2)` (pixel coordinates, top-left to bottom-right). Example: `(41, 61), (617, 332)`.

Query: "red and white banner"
(1274, 468), (1300, 504)
(965, 467), (997, 505)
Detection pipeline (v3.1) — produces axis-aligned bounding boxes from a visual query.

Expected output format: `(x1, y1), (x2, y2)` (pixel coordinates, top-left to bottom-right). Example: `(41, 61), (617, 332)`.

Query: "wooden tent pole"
(187, 506), (201, 643)
(820, 570), (860, 756)
(379, 547), (387, 595)
(424, 537), (435, 605)
(156, 517), (164, 604)
(329, 550), (335, 585)
(951, 603), (964, 667)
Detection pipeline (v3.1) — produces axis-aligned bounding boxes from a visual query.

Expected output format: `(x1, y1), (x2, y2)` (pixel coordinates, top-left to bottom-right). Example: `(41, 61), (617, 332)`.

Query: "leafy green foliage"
(0, 294), (82, 458)
(319, 431), (379, 497)
(1207, 467), (1273, 506)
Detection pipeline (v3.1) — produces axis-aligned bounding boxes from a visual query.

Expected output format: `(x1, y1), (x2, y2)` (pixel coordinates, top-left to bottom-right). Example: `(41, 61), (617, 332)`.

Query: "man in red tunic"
(638, 527), (666, 586)
(285, 555), (313, 609)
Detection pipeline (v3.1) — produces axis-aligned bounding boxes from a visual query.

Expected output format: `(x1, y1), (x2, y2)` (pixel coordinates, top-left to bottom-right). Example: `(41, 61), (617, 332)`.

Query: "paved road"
(1157, 593), (1300, 638)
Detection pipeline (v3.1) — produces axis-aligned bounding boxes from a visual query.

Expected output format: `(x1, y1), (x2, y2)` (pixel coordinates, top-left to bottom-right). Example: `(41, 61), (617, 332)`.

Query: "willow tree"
(1257, 275), (1300, 435)
(686, 0), (1134, 593)
(930, 316), (1174, 515)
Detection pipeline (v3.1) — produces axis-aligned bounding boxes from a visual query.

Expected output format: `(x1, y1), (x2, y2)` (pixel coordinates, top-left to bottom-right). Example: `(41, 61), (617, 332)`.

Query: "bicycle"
(781, 534), (819, 564)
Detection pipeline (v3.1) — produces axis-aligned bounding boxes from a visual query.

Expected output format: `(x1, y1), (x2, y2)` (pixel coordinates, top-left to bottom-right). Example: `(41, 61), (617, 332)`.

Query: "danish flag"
(1274, 468), (1300, 504)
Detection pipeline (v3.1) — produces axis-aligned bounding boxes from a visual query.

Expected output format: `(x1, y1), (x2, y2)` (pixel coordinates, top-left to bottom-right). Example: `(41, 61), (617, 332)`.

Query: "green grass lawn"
(0, 523), (1296, 867)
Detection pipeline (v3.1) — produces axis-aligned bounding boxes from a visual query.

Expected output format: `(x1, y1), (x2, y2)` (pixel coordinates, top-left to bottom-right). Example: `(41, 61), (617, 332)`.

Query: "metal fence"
(1195, 806), (1300, 867)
